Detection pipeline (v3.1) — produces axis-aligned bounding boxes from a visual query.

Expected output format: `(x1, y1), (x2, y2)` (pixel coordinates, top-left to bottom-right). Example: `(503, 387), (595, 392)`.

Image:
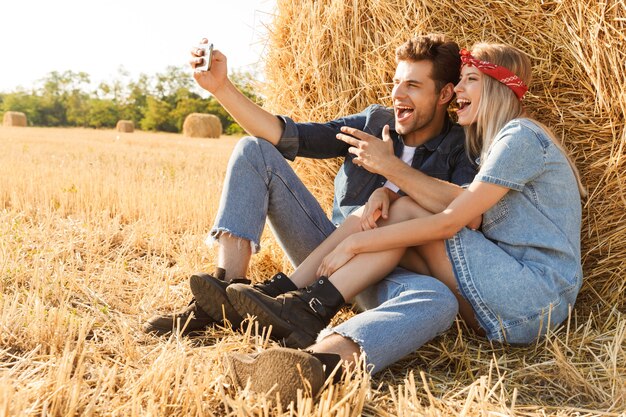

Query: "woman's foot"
(226, 277), (345, 348)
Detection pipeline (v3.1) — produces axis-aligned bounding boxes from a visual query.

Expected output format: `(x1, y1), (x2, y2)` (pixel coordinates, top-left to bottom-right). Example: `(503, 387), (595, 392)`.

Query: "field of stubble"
(1, 126), (624, 416)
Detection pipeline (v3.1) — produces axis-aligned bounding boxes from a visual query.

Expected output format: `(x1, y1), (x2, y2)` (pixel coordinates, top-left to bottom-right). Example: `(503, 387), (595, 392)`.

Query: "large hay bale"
(182, 113), (222, 138)
(263, 0), (626, 317)
(255, 3), (626, 412)
(116, 120), (134, 133)
(3, 111), (27, 127)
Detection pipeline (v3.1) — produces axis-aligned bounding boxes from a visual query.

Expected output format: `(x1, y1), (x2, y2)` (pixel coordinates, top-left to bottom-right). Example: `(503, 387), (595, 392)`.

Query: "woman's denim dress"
(446, 118), (583, 344)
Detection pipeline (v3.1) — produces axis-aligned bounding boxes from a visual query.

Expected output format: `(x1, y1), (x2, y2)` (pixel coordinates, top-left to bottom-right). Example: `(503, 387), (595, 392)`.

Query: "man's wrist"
(211, 77), (235, 101)
(379, 156), (405, 180)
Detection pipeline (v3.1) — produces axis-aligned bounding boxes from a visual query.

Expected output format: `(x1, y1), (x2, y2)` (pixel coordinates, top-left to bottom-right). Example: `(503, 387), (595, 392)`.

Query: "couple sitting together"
(143, 33), (585, 404)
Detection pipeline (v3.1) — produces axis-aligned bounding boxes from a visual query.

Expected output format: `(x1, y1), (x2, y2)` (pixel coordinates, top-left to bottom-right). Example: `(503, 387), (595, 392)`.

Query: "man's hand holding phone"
(191, 39), (228, 94)
(195, 42), (213, 72)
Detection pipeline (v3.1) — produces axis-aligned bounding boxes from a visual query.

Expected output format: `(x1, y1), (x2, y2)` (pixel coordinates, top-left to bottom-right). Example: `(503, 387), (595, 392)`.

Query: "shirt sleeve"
(475, 122), (545, 191)
(274, 105), (382, 160)
(449, 144), (478, 187)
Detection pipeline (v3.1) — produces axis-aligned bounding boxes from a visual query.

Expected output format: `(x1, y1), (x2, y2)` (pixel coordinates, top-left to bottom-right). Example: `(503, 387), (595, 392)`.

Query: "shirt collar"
(392, 115), (454, 151)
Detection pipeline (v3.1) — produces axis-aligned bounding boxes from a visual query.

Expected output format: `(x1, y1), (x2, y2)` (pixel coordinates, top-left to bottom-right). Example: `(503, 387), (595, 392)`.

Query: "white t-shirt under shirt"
(383, 144), (417, 193)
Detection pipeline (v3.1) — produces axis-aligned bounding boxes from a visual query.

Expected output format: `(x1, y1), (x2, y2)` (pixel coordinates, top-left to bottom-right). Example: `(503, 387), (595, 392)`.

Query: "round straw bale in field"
(3, 111), (27, 127)
(116, 120), (134, 132)
(183, 113), (222, 138)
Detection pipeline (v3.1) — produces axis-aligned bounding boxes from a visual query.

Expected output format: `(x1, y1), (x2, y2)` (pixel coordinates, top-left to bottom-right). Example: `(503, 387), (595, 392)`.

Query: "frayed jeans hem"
(206, 227), (260, 254)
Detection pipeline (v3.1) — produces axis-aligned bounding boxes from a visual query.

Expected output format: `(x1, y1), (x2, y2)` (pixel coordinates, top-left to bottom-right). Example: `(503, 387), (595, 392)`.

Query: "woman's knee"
(385, 196), (431, 223)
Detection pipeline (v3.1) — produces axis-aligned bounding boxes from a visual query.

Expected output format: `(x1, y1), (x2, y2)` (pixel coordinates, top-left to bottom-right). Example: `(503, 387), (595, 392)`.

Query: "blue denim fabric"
(210, 137), (337, 265)
(276, 104), (476, 224)
(211, 105), (477, 252)
(318, 268), (459, 374)
(209, 107), (475, 372)
(446, 119), (582, 344)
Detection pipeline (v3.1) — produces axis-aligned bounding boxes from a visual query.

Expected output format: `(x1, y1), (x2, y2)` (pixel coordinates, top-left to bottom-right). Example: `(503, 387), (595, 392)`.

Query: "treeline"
(0, 67), (262, 134)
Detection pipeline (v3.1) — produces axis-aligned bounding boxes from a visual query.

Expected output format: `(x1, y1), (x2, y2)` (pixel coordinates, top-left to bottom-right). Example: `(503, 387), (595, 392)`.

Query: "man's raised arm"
(191, 40), (283, 145)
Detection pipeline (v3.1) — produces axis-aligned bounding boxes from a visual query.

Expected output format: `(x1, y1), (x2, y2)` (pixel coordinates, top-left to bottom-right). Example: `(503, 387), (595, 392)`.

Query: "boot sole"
(226, 285), (316, 348)
(225, 347), (325, 405)
(189, 273), (243, 328)
(142, 324), (208, 338)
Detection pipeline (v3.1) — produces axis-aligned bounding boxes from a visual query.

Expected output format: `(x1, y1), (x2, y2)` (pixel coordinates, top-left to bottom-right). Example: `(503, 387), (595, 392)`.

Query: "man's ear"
(439, 83), (455, 105)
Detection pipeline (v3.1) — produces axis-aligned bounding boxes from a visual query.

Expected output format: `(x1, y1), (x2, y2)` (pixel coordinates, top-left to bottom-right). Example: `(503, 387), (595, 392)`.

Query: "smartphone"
(196, 43), (213, 72)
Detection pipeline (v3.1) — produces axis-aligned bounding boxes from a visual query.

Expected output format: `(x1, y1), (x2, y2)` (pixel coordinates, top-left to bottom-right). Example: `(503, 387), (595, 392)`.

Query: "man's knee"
(233, 136), (281, 163)
(399, 276), (459, 331)
(425, 278), (459, 329)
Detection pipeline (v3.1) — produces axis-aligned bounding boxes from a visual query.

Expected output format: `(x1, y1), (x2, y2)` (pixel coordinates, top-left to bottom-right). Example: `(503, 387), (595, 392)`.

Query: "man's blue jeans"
(209, 136), (336, 265)
(210, 137), (458, 373)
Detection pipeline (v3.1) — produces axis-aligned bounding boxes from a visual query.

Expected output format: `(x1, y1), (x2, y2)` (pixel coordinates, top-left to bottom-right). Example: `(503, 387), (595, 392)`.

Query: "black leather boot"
(142, 298), (215, 336)
(226, 347), (326, 407)
(251, 272), (297, 296)
(226, 276), (345, 348)
(190, 270), (297, 328)
(190, 267), (250, 328)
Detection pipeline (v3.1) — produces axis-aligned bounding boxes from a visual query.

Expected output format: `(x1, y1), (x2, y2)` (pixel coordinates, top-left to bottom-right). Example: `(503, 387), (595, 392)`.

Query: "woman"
(225, 42), (585, 404)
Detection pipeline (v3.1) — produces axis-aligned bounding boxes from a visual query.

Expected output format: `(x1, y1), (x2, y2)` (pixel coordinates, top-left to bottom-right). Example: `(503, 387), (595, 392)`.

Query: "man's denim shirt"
(276, 104), (477, 225)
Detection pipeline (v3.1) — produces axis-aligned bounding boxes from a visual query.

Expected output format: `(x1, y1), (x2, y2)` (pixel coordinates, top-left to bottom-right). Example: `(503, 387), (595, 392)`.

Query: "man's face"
(391, 60), (440, 142)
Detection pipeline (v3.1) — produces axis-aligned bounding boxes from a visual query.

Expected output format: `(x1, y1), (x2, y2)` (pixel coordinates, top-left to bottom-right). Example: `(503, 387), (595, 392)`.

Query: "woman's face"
(454, 65), (483, 126)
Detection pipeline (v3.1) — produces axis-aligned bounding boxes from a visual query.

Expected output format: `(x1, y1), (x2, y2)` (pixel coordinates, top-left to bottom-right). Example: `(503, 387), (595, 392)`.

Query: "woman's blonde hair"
(465, 42), (586, 196)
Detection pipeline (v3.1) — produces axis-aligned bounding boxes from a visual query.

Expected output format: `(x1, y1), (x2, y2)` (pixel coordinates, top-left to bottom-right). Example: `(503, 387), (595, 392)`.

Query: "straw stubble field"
(0, 125), (624, 416)
(2, 0), (626, 414)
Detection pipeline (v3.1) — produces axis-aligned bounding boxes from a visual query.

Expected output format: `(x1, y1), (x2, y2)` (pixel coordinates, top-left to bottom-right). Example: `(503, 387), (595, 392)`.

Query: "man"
(143, 34), (475, 382)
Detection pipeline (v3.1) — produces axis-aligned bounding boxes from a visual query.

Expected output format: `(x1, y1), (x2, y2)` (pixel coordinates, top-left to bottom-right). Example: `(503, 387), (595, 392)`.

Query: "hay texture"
(182, 113), (222, 138)
(256, 0), (626, 412)
(263, 0), (626, 316)
(3, 111), (27, 127)
(116, 120), (134, 133)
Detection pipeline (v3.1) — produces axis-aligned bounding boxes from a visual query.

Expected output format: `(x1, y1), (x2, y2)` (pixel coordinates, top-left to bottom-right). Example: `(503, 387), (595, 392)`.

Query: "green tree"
(140, 96), (175, 132)
(66, 90), (91, 127)
(37, 70), (91, 126)
(1, 91), (42, 125)
(171, 94), (208, 131)
(87, 99), (119, 128)
(121, 74), (151, 125)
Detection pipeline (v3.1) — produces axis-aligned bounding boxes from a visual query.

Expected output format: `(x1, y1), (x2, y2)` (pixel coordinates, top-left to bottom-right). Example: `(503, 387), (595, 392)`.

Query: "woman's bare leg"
(291, 197), (431, 291)
(327, 246), (406, 301)
(372, 196), (485, 334)
(289, 208), (366, 287)
(415, 241), (484, 334)
(326, 197), (431, 300)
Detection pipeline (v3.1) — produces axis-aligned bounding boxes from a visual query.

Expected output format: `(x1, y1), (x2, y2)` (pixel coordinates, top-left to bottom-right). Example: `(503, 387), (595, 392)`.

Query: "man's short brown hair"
(395, 34), (461, 92)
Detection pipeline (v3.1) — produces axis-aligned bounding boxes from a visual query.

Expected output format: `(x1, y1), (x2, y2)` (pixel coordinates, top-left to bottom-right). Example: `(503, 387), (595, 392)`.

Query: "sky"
(0, 0), (276, 94)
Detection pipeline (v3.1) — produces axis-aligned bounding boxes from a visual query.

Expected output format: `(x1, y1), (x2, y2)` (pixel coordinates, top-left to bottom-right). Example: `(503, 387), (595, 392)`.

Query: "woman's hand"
(361, 187), (391, 230)
(317, 236), (358, 278)
(190, 39), (229, 95)
(467, 214), (483, 230)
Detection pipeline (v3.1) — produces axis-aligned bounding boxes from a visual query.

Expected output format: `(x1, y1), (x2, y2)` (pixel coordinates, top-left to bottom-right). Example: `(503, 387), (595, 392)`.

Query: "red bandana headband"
(460, 48), (528, 100)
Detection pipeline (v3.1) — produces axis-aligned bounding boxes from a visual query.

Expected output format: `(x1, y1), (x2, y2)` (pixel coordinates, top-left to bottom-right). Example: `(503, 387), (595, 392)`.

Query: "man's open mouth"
(395, 105), (414, 122)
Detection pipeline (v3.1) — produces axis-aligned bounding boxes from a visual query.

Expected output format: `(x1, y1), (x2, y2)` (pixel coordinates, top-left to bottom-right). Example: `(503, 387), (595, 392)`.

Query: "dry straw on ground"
(1, 0), (625, 416)
(116, 120), (134, 133)
(183, 113), (222, 138)
(2, 111), (27, 127)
